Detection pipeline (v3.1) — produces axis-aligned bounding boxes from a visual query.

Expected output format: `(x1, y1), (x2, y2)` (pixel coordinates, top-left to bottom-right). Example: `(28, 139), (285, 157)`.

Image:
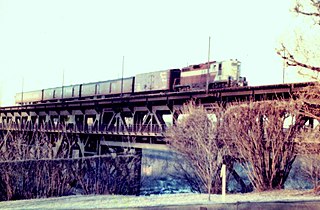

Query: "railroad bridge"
(0, 82), (314, 156)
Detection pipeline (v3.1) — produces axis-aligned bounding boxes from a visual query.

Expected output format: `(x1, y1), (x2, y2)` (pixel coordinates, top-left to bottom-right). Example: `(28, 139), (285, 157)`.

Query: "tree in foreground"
(296, 82), (320, 121)
(298, 125), (320, 193)
(277, 0), (320, 79)
(166, 101), (226, 200)
(295, 83), (320, 193)
(222, 100), (306, 191)
(277, 0), (320, 193)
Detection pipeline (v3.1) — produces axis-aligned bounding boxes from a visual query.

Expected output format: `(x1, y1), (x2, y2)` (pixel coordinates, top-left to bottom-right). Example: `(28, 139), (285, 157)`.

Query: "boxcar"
(63, 85), (81, 99)
(43, 87), (63, 101)
(98, 81), (111, 95)
(80, 77), (134, 97)
(109, 77), (134, 94)
(15, 90), (43, 104)
(134, 69), (180, 92)
(80, 82), (99, 97)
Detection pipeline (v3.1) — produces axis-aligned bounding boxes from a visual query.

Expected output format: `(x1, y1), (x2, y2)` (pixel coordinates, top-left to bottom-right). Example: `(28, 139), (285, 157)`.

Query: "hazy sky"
(0, 0), (301, 106)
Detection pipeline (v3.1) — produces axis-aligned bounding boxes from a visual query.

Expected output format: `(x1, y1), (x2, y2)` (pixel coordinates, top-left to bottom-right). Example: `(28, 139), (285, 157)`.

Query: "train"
(15, 59), (248, 105)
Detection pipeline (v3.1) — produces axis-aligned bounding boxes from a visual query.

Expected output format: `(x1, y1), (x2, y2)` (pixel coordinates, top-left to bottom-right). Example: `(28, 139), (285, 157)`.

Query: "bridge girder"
(0, 82), (317, 151)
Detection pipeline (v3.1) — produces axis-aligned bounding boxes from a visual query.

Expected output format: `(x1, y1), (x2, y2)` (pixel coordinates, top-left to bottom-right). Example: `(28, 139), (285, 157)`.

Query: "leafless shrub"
(0, 129), (72, 161)
(296, 122), (320, 194)
(222, 99), (306, 191)
(0, 125), (142, 200)
(168, 153), (204, 193)
(166, 101), (227, 200)
(272, 82), (320, 194)
(295, 82), (320, 121)
(0, 153), (141, 201)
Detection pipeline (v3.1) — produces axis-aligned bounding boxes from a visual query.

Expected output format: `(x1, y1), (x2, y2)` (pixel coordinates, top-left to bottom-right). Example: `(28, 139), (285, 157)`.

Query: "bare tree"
(295, 83), (320, 194)
(277, 2), (320, 191)
(222, 100), (306, 191)
(166, 101), (226, 200)
(277, 0), (320, 79)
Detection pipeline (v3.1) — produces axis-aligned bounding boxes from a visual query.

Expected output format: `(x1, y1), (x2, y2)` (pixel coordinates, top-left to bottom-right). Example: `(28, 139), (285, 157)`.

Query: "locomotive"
(15, 59), (247, 105)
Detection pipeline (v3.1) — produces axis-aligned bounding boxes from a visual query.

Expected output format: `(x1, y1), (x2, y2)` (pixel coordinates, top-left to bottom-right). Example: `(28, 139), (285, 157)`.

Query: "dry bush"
(166, 101), (227, 200)
(294, 82), (320, 188)
(168, 153), (207, 193)
(0, 154), (141, 201)
(296, 119), (320, 194)
(295, 82), (320, 194)
(222, 100), (306, 191)
(300, 156), (320, 194)
(0, 129), (76, 161)
(0, 126), (142, 200)
(296, 82), (320, 121)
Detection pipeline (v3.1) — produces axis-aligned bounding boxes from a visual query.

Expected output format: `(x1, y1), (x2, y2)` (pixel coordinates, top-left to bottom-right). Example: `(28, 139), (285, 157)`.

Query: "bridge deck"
(0, 82), (311, 112)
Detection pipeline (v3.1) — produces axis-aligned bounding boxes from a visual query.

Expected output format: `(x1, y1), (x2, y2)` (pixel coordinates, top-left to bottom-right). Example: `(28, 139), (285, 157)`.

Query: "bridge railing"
(0, 122), (167, 136)
(101, 124), (166, 135)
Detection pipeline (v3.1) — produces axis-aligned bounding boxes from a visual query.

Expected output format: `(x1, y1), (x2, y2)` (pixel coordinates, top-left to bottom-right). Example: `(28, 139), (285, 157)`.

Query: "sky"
(0, 0), (307, 106)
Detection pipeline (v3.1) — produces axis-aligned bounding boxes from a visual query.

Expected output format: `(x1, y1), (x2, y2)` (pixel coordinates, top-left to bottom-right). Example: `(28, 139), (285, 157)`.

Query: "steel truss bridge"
(0, 82), (315, 156)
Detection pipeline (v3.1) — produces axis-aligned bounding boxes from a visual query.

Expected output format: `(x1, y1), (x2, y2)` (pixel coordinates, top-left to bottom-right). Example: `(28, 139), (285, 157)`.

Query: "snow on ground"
(0, 190), (319, 209)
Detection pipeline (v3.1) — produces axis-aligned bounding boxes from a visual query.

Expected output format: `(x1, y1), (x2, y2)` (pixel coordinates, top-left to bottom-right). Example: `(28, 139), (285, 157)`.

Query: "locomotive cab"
(211, 59), (247, 88)
(213, 60), (240, 83)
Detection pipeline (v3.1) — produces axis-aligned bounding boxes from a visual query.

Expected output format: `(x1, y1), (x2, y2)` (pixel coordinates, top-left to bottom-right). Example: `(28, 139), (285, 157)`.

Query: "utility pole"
(121, 56), (124, 96)
(282, 50), (286, 84)
(21, 77), (24, 105)
(206, 36), (211, 94)
(62, 69), (65, 99)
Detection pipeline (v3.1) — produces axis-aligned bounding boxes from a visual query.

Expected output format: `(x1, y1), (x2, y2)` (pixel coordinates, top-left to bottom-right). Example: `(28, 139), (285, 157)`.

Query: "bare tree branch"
(294, 0), (320, 19)
(277, 44), (320, 73)
(277, 1), (320, 77)
(295, 82), (320, 120)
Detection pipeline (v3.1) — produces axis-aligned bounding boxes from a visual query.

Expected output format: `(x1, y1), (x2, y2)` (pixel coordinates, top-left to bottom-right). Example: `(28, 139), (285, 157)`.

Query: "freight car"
(15, 90), (43, 104)
(135, 69), (180, 93)
(15, 77), (135, 104)
(15, 59), (247, 105)
(80, 77), (134, 98)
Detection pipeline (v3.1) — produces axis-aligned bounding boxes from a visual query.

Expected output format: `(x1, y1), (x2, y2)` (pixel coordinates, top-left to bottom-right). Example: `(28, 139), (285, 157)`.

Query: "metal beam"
(100, 140), (169, 151)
